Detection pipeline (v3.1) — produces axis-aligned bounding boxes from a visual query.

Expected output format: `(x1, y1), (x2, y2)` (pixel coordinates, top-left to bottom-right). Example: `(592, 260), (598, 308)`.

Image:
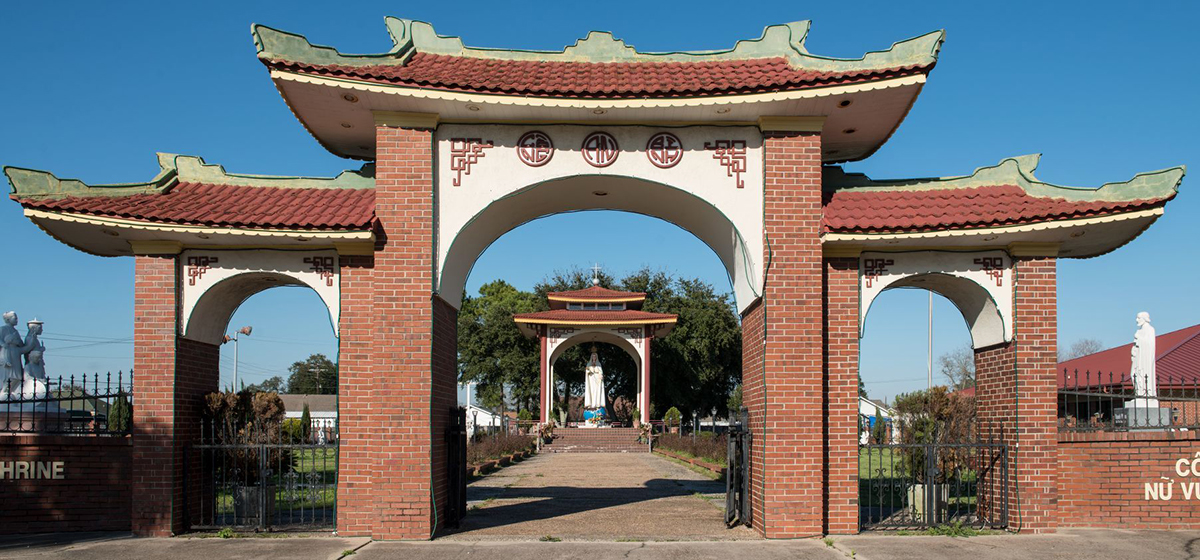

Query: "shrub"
(108, 392), (132, 433)
(655, 433), (727, 465)
(518, 409), (532, 421)
(663, 407), (682, 428)
(300, 403), (312, 441)
(892, 386), (975, 483)
(467, 433), (534, 465)
(203, 389), (290, 482)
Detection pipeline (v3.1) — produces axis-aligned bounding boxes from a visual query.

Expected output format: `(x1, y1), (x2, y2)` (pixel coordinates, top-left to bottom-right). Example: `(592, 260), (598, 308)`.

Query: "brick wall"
(431, 296), (459, 523)
(337, 254), (375, 536)
(372, 123), (438, 539)
(974, 256), (1059, 532)
(0, 436), (132, 534)
(740, 298), (764, 528)
(822, 256), (859, 534)
(176, 338), (219, 528)
(1058, 431), (1200, 529)
(754, 130), (825, 537)
(131, 254), (178, 536)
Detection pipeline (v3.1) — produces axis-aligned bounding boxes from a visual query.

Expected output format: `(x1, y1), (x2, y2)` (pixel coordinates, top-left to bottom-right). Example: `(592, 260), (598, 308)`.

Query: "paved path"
(440, 452), (759, 541)
(6, 529), (1200, 560)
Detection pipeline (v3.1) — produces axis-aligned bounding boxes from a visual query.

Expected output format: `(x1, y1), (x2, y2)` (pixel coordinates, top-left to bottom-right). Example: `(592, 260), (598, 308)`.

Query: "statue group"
(0, 311), (53, 404)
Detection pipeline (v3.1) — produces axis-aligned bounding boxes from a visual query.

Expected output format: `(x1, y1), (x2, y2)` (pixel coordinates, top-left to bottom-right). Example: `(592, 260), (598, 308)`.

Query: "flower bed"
(467, 433), (536, 476)
(654, 433), (727, 465)
(654, 447), (725, 477)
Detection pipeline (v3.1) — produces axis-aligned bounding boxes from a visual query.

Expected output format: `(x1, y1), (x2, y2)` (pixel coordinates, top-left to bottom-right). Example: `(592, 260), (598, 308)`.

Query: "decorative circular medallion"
(581, 132), (619, 168)
(646, 132), (684, 168)
(517, 131), (554, 167)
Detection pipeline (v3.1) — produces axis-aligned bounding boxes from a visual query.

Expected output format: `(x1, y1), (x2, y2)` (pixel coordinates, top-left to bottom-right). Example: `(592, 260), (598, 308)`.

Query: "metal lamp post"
(222, 325), (253, 390)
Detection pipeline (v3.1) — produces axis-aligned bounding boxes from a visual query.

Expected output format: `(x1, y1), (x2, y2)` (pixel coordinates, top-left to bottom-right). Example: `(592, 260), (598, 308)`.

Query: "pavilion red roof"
(822, 184), (1170, 234)
(513, 309), (676, 324)
(264, 54), (932, 100)
(13, 182), (375, 231)
(1058, 324), (1200, 390)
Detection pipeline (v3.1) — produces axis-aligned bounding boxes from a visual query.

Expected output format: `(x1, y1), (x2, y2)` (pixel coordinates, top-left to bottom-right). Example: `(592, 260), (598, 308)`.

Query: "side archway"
(180, 249), (340, 345)
(860, 251), (1012, 348)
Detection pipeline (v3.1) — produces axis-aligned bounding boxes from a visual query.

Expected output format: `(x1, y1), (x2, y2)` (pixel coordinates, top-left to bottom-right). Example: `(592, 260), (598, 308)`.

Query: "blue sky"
(0, 1), (1195, 402)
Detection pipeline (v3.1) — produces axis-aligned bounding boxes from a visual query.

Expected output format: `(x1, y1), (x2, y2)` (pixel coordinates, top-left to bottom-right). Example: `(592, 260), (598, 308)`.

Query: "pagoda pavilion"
(513, 283), (677, 426)
(2, 17), (1186, 539)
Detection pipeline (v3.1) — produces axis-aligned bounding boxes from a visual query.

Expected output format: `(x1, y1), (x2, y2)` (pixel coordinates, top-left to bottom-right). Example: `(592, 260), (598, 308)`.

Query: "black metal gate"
(725, 408), (751, 528)
(859, 441), (1007, 530)
(187, 419), (338, 532)
(445, 406), (468, 528)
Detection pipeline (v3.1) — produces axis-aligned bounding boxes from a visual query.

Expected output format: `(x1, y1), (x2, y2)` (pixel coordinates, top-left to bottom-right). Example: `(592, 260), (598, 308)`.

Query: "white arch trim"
(180, 249), (340, 345)
(435, 124), (764, 314)
(860, 250), (1012, 348)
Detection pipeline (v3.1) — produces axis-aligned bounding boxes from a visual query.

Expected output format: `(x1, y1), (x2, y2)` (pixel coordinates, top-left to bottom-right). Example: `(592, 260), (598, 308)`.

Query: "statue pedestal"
(582, 407), (607, 428)
(1115, 406), (1172, 429)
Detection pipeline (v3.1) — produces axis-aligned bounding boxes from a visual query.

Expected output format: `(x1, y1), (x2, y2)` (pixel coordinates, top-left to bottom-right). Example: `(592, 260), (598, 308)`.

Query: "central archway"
(434, 124), (766, 315)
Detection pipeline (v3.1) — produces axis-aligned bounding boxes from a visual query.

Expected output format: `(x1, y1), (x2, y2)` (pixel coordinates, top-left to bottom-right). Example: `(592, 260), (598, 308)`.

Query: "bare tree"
(1060, 338), (1105, 362)
(939, 344), (976, 391)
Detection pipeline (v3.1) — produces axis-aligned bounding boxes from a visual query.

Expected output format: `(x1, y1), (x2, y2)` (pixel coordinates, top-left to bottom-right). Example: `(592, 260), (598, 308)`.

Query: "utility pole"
(928, 292), (933, 390)
(223, 325), (253, 390)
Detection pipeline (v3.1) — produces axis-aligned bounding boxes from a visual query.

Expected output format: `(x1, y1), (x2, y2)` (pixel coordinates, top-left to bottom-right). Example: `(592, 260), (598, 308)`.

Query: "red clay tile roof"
(14, 183), (375, 230)
(265, 54), (932, 99)
(1058, 324), (1200, 390)
(513, 309), (676, 323)
(822, 184), (1169, 234)
(548, 286), (646, 300)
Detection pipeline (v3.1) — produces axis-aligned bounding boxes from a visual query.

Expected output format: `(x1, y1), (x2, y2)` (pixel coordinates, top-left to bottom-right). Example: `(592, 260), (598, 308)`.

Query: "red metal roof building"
(1059, 324), (1200, 390)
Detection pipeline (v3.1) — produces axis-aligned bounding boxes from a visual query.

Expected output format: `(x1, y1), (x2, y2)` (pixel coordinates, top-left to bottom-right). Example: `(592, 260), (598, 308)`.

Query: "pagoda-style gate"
(4, 17), (1184, 539)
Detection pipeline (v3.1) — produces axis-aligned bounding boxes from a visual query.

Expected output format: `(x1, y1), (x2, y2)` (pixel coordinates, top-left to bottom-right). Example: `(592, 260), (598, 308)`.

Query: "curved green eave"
(824, 155), (1185, 203)
(253, 17), (943, 72)
(6, 153), (376, 200)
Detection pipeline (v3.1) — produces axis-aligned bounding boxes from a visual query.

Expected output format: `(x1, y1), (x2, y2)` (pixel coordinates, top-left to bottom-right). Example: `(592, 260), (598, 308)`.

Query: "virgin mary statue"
(583, 346), (606, 411)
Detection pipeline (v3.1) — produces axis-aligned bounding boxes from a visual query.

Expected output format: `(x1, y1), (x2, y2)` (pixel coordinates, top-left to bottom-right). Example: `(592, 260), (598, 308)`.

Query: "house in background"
(859, 396), (898, 444)
(1058, 323), (1200, 427)
(460, 382), (502, 438)
(279, 394), (338, 442)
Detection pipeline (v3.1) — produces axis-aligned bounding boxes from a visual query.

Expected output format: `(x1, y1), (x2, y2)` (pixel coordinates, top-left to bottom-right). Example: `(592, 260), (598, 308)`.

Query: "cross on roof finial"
(591, 263), (602, 286)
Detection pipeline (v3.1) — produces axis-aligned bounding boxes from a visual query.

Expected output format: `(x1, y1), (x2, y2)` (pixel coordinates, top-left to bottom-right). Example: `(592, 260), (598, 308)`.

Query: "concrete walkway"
(441, 452), (758, 541)
(5, 530), (1200, 560)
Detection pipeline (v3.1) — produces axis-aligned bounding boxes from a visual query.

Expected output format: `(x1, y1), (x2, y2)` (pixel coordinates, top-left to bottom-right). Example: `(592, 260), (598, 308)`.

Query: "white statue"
(1, 312), (41, 386)
(1130, 311), (1158, 407)
(583, 347), (606, 410)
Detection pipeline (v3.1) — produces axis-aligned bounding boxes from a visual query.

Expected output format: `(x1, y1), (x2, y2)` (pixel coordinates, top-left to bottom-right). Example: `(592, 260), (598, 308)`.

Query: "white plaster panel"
(435, 125), (764, 313)
(180, 249), (340, 344)
(860, 251), (1012, 348)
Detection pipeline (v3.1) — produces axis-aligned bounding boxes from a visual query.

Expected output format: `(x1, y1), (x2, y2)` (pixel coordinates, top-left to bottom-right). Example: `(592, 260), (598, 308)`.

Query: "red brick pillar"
(370, 117), (458, 539)
(974, 251), (1059, 532)
(1009, 254), (1059, 532)
(130, 250), (220, 536)
(336, 253), (375, 536)
(131, 253), (178, 536)
(744, 124), (825, 537)
(823, 255), (860, 534)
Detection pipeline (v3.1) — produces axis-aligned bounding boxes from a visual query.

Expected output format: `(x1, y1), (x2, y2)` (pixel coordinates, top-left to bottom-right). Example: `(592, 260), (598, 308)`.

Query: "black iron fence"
(725, 408), (750, 528)
(1058, 370), (1200, 431)
(446, 407), (467, 529)
(187, 418), (338, 532)
(1, 371), (133, 435)
(860, 441), (1008, 531)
